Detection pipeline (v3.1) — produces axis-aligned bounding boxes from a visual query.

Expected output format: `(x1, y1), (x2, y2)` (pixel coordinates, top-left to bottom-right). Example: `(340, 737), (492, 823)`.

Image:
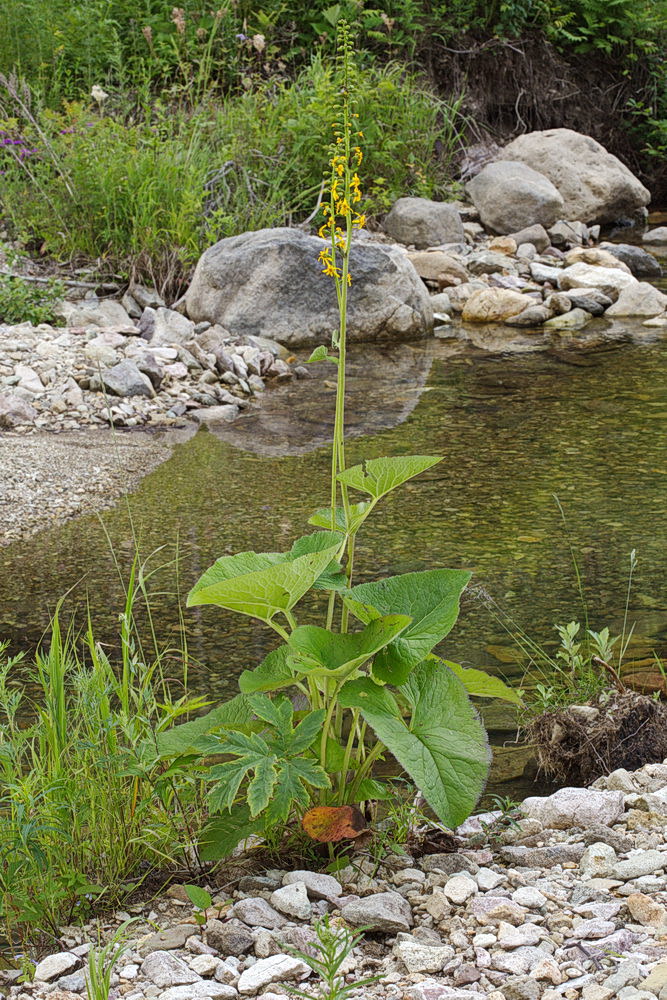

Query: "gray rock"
(420, 853), (479, 875)
(466, 161), (564, 234)
(568, 918), (617, 940)
(238, 875), (282, 893)
(135, 352), (164, 389)
(57, 972), (87, 991)
(191, 405), (239, 424)
(100, 359), (154, 398)
(504, 304), (553, 327)
(467, 250), (518, 275)
(548, 219), (590, 248)
(522, 787), (625, 829)
(613, 850), (667, 880)
(499, 843), (586, 867)
(269, 882), (311, 921)
(509, 224), (551, 252)
(282, 870), (342, 900)
(237, 954), (310, 996)
(184, 227), (433, 347)
(469, 896), (527, 926)
(140, 925), (196, 955)
(599, 242), (662, 278)
(643, 226), (667, 245)
(230, 897), (287, 929)
(33, 953), (79, 982)
(341, 891), (413, 933)
(139, 306), (196, 346)
(561, 292), (607, 315)
(0, 392), (37, 428)
(406, 984), (483, 1000)
(497, 128), (651, 224)
(141, 951), (200, 988)
(62, 298), (136, 330)
(529, 262), (563, 284)
(205, 918), (254, 956)
(383, 197), (465, 248)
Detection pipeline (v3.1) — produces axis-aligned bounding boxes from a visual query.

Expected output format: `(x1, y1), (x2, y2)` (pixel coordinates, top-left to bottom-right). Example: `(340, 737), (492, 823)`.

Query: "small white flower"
(91, 85), (109, 104)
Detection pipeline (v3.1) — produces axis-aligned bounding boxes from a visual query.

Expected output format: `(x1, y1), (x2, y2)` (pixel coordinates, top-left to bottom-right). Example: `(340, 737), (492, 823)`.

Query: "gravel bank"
(0, 426), (194, 546)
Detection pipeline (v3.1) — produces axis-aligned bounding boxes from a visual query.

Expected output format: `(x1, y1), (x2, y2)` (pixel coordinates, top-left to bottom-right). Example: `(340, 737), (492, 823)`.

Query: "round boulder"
(497, 128), (650, 224)
(184, 228), (433, 347)
(466, 161), (564, 234)
(383, 197), (465, 248)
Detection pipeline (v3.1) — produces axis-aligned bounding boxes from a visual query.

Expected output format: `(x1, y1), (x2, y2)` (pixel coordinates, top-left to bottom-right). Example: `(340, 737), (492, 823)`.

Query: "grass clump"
(0, 564), (209, 949)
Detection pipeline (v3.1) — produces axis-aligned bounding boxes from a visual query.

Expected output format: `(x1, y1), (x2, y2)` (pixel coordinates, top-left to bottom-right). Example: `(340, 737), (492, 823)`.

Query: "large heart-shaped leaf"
(287, 615), (412, 680)
(442, 659), (523, 705)
(239, 645), (295, 694)
(187, 536), (341, 625)
(337, 455), (441, 500)
(288, 532), (347, 591)
(340, 662), (490, 828)
(345, 569), (471, 685)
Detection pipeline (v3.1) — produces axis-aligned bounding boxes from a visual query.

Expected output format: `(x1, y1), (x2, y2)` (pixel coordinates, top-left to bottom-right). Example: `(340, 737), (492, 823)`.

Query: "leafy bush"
(0, 272), (64, 325)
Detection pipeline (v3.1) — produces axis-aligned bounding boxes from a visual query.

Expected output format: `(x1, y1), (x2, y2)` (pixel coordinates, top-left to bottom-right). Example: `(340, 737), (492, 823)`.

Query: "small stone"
(627, 892), (667, 927)
(406, 984), (484, 1000)
(341, 891), (413, 933)
(206, 918), (254, 955)
(139, 925), (195, 955)
(443, 875), (478, 903)
(188, 956), (219, 977)
(581, 986), (614, 1000)
(532, 957), (564, 984)
(231, 897), (286, 929)
(497, 921), (544, 948)
(237, 954), (310, 996)
(269, 882), (312, 921)
(159, 984), (237, 1000)
(394, 938), (453, 974)
(282, 870), (342, 900)
(420, 854), (478, 875)
(640, 961), (667, 994)
(0, 392), (37, 427)
(141, 951), (200, 988)
(100, 359), (154, 398)
(470, 896), (527, 926)
(392, 867), (427, 887)
(33, 954), (79, 983)
(580, 842), (618, 878)
(476, 868), (505, 890)
(511, 887), (547, 908)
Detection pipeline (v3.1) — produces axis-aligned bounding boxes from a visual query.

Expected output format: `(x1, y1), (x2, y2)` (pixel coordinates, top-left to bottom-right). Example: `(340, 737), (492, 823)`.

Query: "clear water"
(2, 329), (666, 795)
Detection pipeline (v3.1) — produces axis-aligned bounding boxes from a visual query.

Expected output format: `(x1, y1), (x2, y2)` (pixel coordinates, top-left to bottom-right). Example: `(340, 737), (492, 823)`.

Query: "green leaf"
(289, 531), (346, 592)
(354, 777), (395, 801)
(287, 615), (412, 679)
(345, 569), (471, 685)
(247, 756), (278, 817)
(239, 645), (295, 694)
(337, 455), (441, 500)
(183, 885), (213, 910)
(308, 502), (372, 535)
(306, 345), (338, 364)
(290, 710), (328, 754)
(199, 804), (263, 862)
(187, 540), (340, 625)
(442, 659), (524, 705)
(345, 662), (490, 828)
(337, 676), (401, 717)
(156, 695), (252, 757)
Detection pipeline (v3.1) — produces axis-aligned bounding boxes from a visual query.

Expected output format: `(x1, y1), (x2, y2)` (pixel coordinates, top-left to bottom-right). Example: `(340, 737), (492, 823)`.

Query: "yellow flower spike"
(347, 273), (352, 286)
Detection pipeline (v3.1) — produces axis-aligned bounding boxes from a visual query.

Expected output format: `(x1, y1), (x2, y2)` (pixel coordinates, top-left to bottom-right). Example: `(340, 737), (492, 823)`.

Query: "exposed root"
(526, 691), (667, 786)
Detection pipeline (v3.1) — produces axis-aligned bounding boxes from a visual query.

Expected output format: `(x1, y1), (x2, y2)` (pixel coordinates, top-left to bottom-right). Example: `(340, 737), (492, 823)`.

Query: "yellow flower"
(347, 273), (352, 285)
(354, 213), (366, 229)
(354, 146), (363, 166)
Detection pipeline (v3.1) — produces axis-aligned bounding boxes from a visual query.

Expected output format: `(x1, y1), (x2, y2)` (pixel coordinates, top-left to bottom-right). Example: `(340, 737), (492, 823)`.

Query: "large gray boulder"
(497, 128), (651, 224)
(383, 197), (465, 248)
(466, 161), (564, 234)
(184, 228), (433, 347)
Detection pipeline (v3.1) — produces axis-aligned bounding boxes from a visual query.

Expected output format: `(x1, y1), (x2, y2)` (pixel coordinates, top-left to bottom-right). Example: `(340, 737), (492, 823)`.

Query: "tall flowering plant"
(160, 21), (518, 860)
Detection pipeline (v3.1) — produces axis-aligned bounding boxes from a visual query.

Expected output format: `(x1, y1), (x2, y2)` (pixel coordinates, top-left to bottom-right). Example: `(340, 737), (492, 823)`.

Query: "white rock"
(557, 262), (638, 297)
(188, 956), (219, 977)
(282, 869), (342, 899)
(521, 787), (625, 829)
(475, 868), (505, 891)
(159, 984), (237, 1000)
(497, 920), (545, 948)
(341, 891), (413, 932)
(392, 867), (427, 886)
(568, 918), (617, 940)
(443, 875), (478, 904)
(269, 882), (312, 921)
(511, 887), (547, 908)
(33, 953), (79, 982)
(237, 954), (310, 996)
(580, 842), (618, 878)
(394, 939), (453, 974)
(613, 850), (667, 880)
(606, 281), (667, 317)
(141, 951), (200, 988)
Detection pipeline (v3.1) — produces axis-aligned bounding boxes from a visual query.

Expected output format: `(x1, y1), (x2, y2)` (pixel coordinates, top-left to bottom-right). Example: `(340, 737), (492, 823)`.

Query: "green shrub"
(0, 272), (64, 325)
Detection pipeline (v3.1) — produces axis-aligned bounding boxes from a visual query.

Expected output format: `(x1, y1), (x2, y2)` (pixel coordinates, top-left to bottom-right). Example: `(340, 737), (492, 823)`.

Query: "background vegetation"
(0, 0), (666, 289)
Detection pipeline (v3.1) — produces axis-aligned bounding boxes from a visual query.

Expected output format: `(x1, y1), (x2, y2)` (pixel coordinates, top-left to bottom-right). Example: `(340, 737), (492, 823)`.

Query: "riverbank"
(5, 762), (667, 1000)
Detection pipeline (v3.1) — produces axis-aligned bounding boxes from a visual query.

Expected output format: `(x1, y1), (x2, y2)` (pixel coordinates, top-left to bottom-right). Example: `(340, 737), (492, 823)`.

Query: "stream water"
(1, 323), (666, 799)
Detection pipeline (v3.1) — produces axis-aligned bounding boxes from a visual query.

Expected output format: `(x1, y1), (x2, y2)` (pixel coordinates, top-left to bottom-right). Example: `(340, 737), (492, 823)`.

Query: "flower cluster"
(317, 124), (365, 286)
